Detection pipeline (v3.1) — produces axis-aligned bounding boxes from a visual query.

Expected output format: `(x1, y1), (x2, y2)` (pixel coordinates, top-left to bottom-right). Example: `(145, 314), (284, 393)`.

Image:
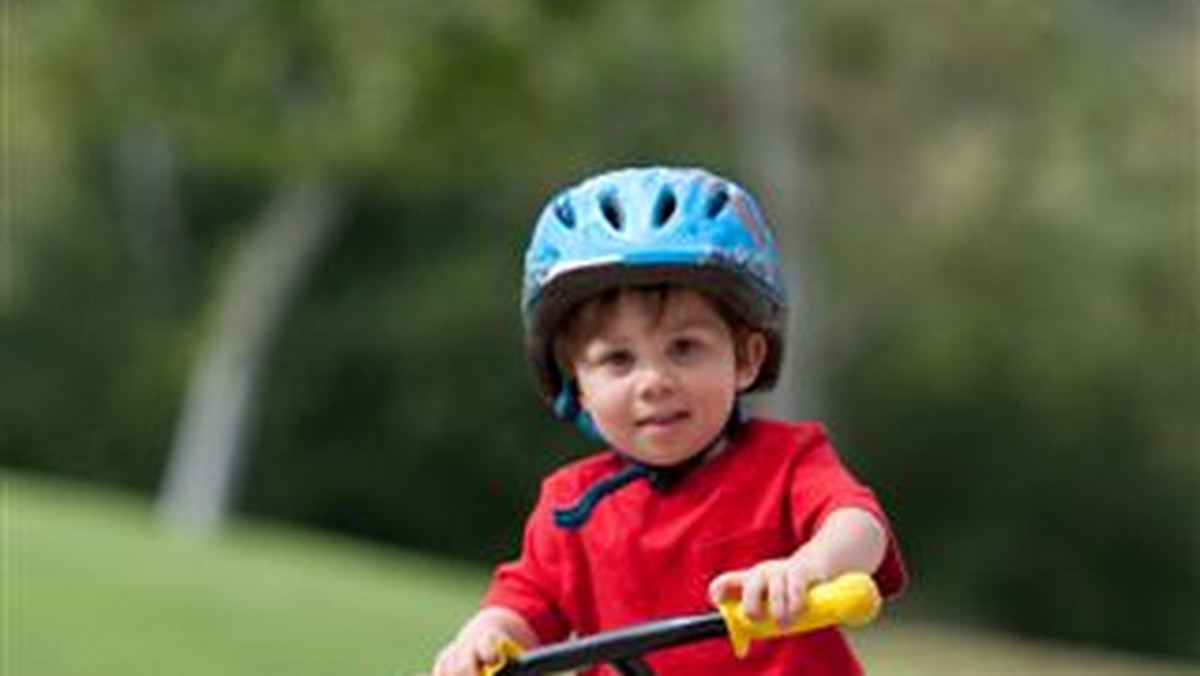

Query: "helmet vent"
(599, 193), (624, 231)
(553, 199), (577, 229)
(652, 189), (677, 228)
(704, 187), (730, 218)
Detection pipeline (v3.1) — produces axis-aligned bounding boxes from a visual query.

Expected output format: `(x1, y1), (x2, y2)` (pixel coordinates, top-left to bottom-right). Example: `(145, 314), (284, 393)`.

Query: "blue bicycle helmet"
(522, 166), (788, 421)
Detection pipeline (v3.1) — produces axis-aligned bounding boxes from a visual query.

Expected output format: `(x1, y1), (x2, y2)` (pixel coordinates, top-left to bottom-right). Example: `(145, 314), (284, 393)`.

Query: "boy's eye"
(599, 349), (634, 369)
(669, 337), (702, 359)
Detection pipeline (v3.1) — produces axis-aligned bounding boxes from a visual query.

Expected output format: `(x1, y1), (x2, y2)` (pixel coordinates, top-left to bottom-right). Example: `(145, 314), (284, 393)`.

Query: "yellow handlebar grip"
(479, 638), (525, 676)
(718, 572), (881, 658)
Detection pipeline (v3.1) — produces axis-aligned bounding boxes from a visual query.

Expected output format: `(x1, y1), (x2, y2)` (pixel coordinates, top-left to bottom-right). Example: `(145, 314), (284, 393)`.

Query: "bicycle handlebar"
(717, 571), (880, 657)
(482, 572), (881, 675)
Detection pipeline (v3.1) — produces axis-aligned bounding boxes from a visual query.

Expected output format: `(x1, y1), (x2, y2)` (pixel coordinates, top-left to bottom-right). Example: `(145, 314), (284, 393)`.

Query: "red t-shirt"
(484, 419), (906, 675)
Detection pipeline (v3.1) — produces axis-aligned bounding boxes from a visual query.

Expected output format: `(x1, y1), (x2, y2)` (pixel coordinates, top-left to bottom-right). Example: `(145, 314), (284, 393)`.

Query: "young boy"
(432, 167), (905, 675)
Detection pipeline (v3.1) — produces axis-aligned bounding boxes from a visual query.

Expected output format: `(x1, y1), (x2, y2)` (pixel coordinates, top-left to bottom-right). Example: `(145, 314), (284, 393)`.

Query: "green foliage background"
(3, 0), (1197, 660)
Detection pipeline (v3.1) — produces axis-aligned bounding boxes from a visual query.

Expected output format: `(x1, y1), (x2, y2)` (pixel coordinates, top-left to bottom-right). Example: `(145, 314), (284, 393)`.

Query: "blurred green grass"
(5, 473), (484, 676)
(4, 473), (1195, 676)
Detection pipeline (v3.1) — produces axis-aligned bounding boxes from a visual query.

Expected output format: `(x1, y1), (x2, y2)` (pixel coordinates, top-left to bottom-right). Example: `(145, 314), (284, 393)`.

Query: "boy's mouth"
(636, 410), (690, 428)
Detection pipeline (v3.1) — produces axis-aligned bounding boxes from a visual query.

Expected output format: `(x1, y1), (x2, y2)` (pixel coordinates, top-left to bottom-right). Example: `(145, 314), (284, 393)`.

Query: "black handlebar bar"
(493, 611), (729, 676)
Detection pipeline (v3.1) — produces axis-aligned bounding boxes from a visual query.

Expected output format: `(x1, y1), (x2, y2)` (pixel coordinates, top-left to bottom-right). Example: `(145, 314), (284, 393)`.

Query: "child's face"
(569, 289), (766, 467)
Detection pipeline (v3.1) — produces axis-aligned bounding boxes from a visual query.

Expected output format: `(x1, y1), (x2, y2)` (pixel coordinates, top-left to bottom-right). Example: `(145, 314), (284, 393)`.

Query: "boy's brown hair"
(553, 284), (764, 380)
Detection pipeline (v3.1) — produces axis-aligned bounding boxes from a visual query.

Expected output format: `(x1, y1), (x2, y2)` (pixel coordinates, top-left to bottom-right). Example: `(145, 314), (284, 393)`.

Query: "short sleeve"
(482, 481), (574, 643)
(788, 427), (908, 598)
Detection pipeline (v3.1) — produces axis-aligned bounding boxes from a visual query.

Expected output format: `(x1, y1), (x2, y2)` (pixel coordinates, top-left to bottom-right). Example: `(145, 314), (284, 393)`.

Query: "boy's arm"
(708, 507), (887, 628)
(791, 507), (887, 582)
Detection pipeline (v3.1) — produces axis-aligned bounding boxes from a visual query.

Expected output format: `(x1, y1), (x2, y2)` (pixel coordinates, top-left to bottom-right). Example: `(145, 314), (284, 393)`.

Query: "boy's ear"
(735, 332), (769, 391)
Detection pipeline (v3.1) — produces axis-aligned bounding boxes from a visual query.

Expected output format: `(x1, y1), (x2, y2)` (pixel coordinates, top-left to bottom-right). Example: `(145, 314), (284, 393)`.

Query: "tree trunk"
(729, 0), (823, 420)
(157, 178), (342, 536)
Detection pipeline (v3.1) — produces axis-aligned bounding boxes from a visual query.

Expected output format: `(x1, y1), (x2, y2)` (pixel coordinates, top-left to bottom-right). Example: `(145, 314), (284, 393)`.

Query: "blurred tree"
(804, 0), (1199, 656)
(728, 0), (824, 421)
(159, 179), (343, 534)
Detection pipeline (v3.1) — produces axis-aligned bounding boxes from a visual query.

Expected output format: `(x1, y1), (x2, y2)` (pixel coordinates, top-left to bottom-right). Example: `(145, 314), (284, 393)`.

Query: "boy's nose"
(635, 361), (678, 399)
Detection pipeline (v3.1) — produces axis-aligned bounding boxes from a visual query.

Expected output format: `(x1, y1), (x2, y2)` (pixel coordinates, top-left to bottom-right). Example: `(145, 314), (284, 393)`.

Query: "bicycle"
(478, 572), (882, 676)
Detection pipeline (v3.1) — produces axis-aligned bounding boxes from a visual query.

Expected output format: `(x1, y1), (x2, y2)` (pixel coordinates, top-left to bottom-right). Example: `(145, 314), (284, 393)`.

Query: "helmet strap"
(552, 381), (605, 441)
(551, 398), (748, 530)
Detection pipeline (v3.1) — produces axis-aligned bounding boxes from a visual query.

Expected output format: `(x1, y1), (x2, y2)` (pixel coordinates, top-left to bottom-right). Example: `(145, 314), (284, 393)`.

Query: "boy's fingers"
(787, 566), (812, 614)
(431, 635), (502, 676)
(740, 570), (768, 620)
(768, 574), (792, 626)
(711, 570), (766, 619)
(430, 647), (451, 676)
(430, 654), (458, 676)
(708, 572), (742, 604)
(477, 634), (510, 668)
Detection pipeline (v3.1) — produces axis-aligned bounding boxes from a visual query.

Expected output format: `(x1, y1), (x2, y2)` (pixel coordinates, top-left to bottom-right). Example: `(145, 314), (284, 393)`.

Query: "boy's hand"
(710, 507), (889, 629)
(431, 629), (509, 676)
(431, 608), (535, 676)
(708, 554), (823, 629)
